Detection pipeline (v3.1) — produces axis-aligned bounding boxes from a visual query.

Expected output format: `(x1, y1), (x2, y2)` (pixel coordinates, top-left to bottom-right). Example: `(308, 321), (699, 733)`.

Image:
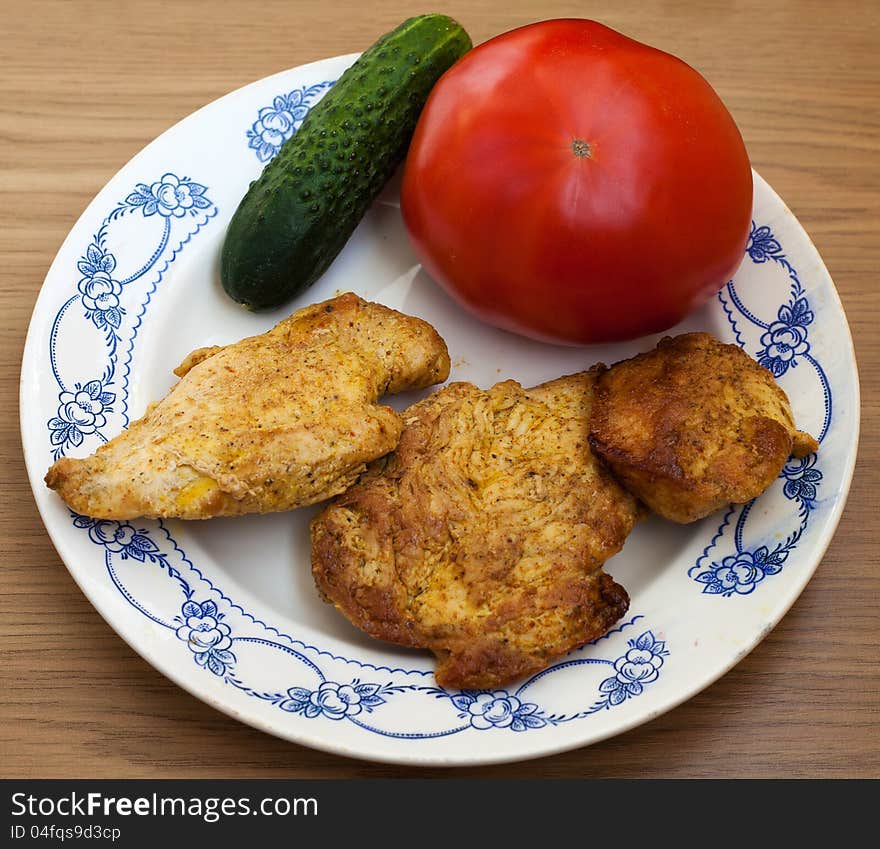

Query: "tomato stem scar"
(571, 139), (592, 158)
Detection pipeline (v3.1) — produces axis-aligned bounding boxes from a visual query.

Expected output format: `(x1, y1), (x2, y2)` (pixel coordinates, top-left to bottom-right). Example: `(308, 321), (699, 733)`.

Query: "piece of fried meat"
(588, 332), (818, 524)
(45, 293), (450, 519)
(311, 371), (643, 689)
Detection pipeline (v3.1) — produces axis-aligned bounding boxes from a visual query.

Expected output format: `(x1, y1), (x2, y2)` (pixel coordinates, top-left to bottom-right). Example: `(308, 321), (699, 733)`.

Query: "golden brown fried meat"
(45, 293), (450, 519)
(588, 332), (818, 524)
(311, 371), (642, 690)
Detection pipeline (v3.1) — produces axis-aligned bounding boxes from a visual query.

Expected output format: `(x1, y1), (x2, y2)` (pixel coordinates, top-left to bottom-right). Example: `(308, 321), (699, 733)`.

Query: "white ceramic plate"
(21, 54), (859, 766)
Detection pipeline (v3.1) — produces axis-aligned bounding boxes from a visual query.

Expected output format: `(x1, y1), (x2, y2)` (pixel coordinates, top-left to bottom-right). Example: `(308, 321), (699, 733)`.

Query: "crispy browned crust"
(311, 371), (641, 689)
(45, 293), (450, 519)
(588, 333), (818, 523)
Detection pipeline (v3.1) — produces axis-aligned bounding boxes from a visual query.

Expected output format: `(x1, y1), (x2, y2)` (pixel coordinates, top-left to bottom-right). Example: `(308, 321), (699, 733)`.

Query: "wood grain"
(2, 0), (878, 778)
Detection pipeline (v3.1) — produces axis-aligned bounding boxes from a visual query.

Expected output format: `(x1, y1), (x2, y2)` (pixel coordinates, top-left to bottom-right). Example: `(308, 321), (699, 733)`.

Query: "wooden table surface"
(2, 0), (878, 779)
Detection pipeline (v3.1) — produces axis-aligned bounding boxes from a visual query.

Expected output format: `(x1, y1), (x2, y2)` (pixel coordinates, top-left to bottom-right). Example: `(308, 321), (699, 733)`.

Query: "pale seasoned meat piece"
(311, 371), (643, 690)
(588, 332), (819, 524)
(45, 293), (450, 519)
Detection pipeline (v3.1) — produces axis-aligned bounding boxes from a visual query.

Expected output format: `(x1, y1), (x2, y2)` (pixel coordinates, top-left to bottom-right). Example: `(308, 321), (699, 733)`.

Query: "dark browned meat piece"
(311, 371), (643, 689)
(588, 332), (818, 524)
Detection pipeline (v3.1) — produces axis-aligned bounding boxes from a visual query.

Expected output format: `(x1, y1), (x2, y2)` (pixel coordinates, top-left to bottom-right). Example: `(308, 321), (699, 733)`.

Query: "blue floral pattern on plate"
(597, 632), (668, 705)
(124, 174), (212, 218)
(45, 171), (217, 458)
(689, 220), (830, 597)
(175, 600), (236, 676)
(48, 380), (115, 450)
(246, 82), (334, 161)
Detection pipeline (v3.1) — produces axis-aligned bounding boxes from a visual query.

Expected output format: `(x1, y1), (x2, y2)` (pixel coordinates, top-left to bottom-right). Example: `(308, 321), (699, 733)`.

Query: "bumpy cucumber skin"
(221, 15), (472, 310)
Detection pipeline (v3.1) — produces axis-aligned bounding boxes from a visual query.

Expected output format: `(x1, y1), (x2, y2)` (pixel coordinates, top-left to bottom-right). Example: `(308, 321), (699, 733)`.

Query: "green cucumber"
(221, 14), (472, 310)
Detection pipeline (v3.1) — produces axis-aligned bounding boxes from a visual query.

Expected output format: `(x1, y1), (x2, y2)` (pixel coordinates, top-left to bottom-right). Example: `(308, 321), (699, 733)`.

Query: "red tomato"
(401, 19), (753, 345)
